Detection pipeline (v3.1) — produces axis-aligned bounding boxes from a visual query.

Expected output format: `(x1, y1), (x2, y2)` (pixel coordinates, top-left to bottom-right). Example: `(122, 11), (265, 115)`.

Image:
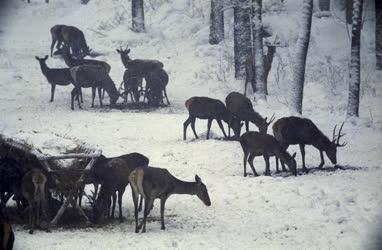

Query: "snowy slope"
(0, 0), (381, 249)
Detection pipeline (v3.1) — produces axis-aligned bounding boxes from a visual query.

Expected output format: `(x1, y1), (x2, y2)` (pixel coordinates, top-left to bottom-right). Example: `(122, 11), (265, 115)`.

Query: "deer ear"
(195, 175), (201, 183)
(292, 152), (297, 159)
(116, 49), (120, 53)
(127, 49), (130, 54)
(44, 55), (48, 60)
(35, 56), (39, 60)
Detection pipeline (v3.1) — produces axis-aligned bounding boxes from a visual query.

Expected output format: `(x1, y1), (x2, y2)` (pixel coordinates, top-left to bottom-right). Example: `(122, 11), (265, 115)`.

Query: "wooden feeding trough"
(0, 133), (102, 227)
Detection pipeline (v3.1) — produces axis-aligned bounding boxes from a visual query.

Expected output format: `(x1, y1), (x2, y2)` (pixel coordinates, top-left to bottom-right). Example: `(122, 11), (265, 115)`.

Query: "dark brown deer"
(239, 131), (297, 177)
(69, 65), (120, 110)
(21, 168), (49, 234)
(129, 167), (211, 233)
(145, 68), (170, 106)
(0, 215), (14, 250)
(27, 0), (49, 4)
(225, 92), (274, 134)
(89, 153), (149, 223)
(184, 97), (243, 140)
(272, 116), (346, 171)
(50, 25), (90, 58)
(61, 46), (110, 107)
(35, 55), (83, 103)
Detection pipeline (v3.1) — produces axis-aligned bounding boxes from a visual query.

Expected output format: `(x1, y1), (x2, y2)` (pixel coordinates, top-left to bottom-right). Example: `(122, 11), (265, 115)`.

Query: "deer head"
(116, 45), (131, 67)
(35, 55), (49, 63)
(326, 122), (347, 164)
(195, 175), (211, 206)
(259, 114), (275, 134)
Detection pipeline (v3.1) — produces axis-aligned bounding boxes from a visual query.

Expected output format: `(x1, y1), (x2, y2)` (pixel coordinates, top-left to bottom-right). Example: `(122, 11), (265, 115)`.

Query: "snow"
(0, 0), (381, 249)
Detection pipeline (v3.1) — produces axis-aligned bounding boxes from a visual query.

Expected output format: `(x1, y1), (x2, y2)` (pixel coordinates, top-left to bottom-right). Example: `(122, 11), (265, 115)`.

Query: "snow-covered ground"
(0, 0), (381, 249)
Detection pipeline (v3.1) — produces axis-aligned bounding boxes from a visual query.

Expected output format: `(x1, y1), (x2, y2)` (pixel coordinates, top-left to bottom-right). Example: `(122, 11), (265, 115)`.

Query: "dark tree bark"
(132, 0), (145, 32)
(264, 45), (276, 86)
(318, 0), (330, 11)
(347, 0), (363, 117)
(252, 0), (266, 98)
(346, 0), (353, 24)
(376, 0), (382, 70)
(291, 0), (313, 114)
(234, 0), (252, 79)
(209, 0), (224, 44)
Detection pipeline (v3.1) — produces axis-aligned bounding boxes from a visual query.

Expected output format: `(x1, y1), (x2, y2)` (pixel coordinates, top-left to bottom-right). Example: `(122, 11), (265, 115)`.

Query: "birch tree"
(132, 0), (145, 32)
(376, 0), (382, 70)
(346, 0), (363, 117)
(234, 0), (252, 79)
(252, 0), (266, 98)
(209, 0), (224, 44)
(290, 0), (313, 114)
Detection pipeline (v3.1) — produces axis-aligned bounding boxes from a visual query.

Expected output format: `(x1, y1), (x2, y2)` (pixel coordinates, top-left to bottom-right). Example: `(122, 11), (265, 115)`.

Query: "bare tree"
(346, 0), (353, 24)
(347, 0), (363, 117)
(290, 0), (313, 114)
(132, 0), (145, 32)
(209, 0), (224, 44)
(376, 0), (382, 70)
(252, 0), (266, 98)
(234, 0), (252, 79)
(318, 0), (330, 11)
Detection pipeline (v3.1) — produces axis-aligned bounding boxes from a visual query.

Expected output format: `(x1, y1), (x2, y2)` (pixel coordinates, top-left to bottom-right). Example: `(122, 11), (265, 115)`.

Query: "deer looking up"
(129, 167), (211, 233)
(272, 116), (346, 171)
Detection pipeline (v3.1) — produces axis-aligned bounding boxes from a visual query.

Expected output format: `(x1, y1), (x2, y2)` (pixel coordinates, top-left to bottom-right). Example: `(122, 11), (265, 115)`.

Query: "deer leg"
(77, 88), (82, 109)
(78, 185), (84, 207)
(183, 116), (192, 140)
(111, 192), (116, 219)
(118, 188), (125, 222)
(206, 118), (212, 139)
(79, 88), (83, 103)
(190, 117), (198, 139)
(248, 154), (259, 177)
(131, 187), (139, 233)
(91, 87), (96, 108)
(263, 154), (271, 176)
(217, 119), (228, 138)
(160, 197), (168, 230)
(94, 183), (99, 199)
(276, 157), (280, 173)
(50, 84), (56, 102)
(138, 195), (143, 212)
(98, 87), (103, 107)
(300, 144), (307, 171)
(36, 200), (41, 229)
(245, 121), (249, 132)
(318, 150), (325, 169)
(163, 88), (170, 105)
(243, 150), (249, 177)
(141, 197), (154, 233)
(71, 87), (77, 110)
(28, 203), (34, 234)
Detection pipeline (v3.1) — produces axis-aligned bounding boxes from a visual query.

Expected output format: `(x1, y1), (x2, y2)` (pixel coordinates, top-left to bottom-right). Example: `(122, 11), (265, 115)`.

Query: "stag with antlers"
(272, 116), (346, 171)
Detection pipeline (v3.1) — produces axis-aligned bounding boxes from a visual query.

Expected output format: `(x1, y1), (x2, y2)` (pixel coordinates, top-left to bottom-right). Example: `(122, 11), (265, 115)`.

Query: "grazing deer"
(129, 167), (211, 233)
(145, 68), (170, 106)
(239, 131), (297, 177)
(50, 25), (90, 58)
(21, 168), (49, 234)
(116, 46), (168, 104)
(272, 116), (346, 171)
(0, 213), (14, 250)
(35, 55), (83, 103)
(61, 46), (110, 107)
(69, 65), (120, 110)
(184, 96), (243, 140)
(89, 153), (149, 223)
(225, 92), (274, 134)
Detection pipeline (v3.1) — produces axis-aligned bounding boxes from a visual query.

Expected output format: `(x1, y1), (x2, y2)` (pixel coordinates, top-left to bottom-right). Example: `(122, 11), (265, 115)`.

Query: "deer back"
(69, 65), (108, 85)
(186, 97), (226, 119)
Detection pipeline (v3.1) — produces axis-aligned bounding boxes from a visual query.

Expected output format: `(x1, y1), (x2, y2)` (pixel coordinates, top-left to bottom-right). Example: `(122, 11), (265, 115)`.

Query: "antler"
(265, 114), (276, 126)
(333, 122), (346, 147)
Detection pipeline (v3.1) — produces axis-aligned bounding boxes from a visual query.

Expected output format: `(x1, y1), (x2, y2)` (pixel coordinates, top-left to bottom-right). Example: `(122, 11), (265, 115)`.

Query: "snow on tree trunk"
(376, 0), (382, 70)
(252, 0), (266, 98)
(234, 0), (252, 79)
(132, 0), (145, 33)
(290, 0), (313, 114)
(209, 0), (224, 45)
(347, 0), (363, 117)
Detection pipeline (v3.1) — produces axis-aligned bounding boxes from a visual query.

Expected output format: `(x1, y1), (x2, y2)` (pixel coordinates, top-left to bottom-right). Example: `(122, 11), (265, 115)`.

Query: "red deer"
(69, 65), (120, 110)
(184, 97), (243, 140)
(35, 55), (83, 103)
(225, 92), (274, 134)
(129, 167), (211, 233)
(21, 168), (49, 234)
(0, 210), (14, 250)
(50, 25), (90, 58)
(272, 116), (346, 171)
(240, 131), (297, 177)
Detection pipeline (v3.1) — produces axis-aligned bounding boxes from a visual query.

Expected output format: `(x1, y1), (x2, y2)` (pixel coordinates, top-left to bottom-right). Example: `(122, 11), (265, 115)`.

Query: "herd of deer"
(1, 22), (348, 247)
(36, 25), (169, 110)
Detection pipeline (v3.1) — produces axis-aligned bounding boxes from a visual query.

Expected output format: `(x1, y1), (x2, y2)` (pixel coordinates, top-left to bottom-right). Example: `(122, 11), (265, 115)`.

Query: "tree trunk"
(234, 0), (252, 79)
(347, 0), (363, 117)
(376, 0), (382, 70)
(209, 0), (224, 44)
(252, 0), (266, 98)
(264, 45), (276, 87)
(291, 0), (313, 114)
(346, 0), (353, 24)
(318, 0), (330, 11)
(132, 0), (145, 32)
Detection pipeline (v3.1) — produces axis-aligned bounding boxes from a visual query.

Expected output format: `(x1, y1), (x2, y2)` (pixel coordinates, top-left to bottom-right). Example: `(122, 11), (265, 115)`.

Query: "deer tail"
(32, 173), (47, 202)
